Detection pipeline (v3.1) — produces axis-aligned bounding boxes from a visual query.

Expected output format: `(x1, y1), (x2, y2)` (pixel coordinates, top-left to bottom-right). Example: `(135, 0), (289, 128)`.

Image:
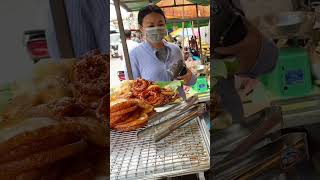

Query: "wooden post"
(114, 0), (133, 80)
(182, 0), (185, 50)
(196, 4), (203, 56)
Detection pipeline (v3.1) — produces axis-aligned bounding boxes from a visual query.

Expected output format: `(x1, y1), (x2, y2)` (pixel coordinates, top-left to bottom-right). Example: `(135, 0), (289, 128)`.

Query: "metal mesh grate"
(110, 118), (210, 180)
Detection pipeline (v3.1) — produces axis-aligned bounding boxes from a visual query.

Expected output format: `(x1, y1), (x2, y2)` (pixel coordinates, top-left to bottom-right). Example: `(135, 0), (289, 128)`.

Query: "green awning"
(119, 0), (161, 12)
(166, 19), (209, 29)
(189, 0), (209, 6)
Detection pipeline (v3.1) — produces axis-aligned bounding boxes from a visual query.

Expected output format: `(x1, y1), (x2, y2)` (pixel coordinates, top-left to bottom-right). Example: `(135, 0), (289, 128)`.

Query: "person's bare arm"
(215, 0), (278, 77)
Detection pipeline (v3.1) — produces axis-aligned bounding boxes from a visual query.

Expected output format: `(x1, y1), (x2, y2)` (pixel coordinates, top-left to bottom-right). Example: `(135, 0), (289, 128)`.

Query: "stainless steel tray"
(271, 95), (320, 128)
(110, 117), (210, 180)
(213, 132), (309, 180)
(212, 106), (283, 163)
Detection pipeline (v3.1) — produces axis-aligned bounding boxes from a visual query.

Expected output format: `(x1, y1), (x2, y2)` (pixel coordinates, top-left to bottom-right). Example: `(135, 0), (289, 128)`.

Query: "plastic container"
(259, 48), (312, 98)
(192, 74), (209, 93)
(276, 12), (303, 35)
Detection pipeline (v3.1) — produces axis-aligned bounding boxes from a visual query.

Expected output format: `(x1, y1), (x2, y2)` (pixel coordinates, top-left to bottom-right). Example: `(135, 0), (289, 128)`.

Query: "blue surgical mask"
(144, 26), (168, 43)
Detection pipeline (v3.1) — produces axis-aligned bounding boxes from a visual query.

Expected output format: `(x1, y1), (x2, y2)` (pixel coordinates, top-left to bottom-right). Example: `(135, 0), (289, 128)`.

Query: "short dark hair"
(124, 30), (131, 38)
(138, 4), (166, 26)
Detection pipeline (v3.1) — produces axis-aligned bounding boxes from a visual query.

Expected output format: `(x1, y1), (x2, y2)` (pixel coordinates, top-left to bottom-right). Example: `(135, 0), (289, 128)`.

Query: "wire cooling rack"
(110, 118), (210, 180)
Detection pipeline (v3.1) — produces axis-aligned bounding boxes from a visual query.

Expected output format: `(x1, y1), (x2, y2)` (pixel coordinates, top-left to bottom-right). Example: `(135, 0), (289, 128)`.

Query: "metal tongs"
(137, 95), (207, 142)
(147, 95), (199, 124)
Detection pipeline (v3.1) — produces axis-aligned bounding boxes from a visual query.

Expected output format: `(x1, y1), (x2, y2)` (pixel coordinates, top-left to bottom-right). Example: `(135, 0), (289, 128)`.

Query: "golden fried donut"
(147, 85), (161, 92)
(161, 89), (175, 96)
(133, 99), (154, 112)
(0, 140), (88, 178)
(113, 113), (148, 132)
(0, 133), (80, 164)
(72, 51), (108, 96)
(110, 100), (137, 113)
(132, 78), (150, 92)
(110, 105), (138, 117)
(110, 113), (130, 129)
(141, 90), (160, 105)
(113, 109), (141, 127)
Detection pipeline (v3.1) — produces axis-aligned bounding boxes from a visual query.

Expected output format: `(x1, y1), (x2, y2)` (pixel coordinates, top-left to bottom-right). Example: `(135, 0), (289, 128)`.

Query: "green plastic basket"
(192, 75), (209, 93)
(259, 48), (312, 98)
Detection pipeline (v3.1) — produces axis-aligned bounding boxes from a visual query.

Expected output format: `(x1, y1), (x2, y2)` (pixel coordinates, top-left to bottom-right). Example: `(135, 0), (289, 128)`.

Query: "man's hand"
(214, 20), (262, 74)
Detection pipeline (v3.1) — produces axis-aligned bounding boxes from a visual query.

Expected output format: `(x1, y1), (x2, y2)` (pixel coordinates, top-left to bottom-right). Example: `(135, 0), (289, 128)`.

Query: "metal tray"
(211, 106), (283, 163)
(110, 117), (210, 180)
(213, 132), (309, 180)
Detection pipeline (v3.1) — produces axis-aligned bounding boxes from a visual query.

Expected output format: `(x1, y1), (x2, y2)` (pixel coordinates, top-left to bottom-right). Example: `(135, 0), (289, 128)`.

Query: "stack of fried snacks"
(110, 99), (155, 132)
(0, 117), (107, 179)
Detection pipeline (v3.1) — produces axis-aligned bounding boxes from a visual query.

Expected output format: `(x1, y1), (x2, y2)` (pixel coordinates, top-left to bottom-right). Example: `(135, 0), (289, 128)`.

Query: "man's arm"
(214, 0), (279, 123)
(216, 20), (278, 78)
(232, 0), (279, 77)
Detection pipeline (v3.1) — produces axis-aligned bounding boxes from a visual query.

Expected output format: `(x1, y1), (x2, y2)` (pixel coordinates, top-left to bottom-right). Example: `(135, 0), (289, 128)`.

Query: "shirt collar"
(143, 40), (170, 52)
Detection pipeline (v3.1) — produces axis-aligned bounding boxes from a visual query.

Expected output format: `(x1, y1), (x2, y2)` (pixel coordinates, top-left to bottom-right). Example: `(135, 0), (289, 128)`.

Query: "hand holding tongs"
(137, 95), (207, 142)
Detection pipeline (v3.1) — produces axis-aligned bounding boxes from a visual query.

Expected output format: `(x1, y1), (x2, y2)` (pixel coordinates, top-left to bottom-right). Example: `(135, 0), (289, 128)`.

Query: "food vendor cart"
(211, 1), (320, 178)
(111, 0), (210, 179)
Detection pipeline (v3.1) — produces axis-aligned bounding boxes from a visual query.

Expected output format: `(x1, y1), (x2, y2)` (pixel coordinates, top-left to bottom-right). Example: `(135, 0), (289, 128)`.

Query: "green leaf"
(155, 80), (183, 91)
(211, 58), (240, 92)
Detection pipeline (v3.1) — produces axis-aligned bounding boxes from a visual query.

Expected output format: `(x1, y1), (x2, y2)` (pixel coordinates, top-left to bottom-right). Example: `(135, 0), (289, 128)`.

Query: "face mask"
(144, 26), (167, 43)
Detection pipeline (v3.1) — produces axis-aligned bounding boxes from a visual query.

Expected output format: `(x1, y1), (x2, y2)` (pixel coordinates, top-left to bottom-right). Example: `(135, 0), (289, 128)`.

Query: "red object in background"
(27, 39), (49, 59)
(24, 30), (49, 63)
(117, 71), (125, 81)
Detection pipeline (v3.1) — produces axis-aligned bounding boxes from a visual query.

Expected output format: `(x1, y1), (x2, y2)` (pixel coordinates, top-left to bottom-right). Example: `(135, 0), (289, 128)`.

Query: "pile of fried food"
(0, 50), (108, 179)
(110, 98), (155, 132)
(111, 78), (178, 106)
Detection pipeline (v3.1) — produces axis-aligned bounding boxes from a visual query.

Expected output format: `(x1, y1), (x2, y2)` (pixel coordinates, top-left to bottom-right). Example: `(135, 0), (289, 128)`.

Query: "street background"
(110, 56), (122, 88)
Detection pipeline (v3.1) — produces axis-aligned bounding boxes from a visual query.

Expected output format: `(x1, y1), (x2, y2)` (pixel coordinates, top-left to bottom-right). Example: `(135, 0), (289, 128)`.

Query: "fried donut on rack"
(0, 116), (107, 179)
(71, 50), (108, 109)
(129, 79), (178, 106)
(132, 78), (150, 92)
(109, 99), (155, 132)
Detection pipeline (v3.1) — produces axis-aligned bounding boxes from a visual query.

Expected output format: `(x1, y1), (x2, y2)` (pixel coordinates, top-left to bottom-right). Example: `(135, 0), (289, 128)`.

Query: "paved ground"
(110, 57), (123, 88)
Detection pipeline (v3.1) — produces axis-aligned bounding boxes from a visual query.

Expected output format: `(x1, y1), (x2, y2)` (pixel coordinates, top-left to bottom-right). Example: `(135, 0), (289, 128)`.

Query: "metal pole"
(49, 0), (75, 58)
(114, 0), (133, 80)
(182, 0), (185, 49)
(160, 4), (197, 9)
(196, 4), (202, 56)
